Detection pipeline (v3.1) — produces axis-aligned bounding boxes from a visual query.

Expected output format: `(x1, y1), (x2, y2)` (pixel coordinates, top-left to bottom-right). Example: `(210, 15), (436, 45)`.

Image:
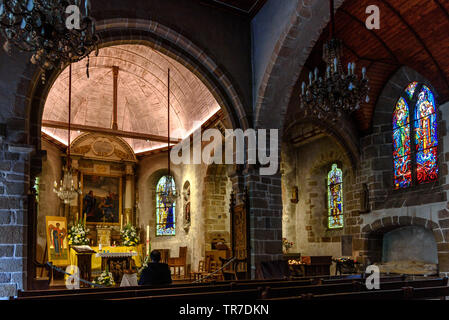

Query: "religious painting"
(156, 176), (176, 236)
(327, 164), (344, 229)
(81, 174), (122, 225)
(45, 216), (69, 266)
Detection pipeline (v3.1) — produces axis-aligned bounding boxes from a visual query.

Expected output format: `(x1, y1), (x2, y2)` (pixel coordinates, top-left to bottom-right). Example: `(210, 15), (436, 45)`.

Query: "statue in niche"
(183, 182), (191, 232)
(360, 183), (370, 214)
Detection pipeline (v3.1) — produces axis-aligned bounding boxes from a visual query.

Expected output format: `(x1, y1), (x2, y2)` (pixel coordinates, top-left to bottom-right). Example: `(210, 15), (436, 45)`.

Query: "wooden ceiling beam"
(339, 8), (400, 65)
(380, 0), (449, 92)
(41, 120), (181, 144)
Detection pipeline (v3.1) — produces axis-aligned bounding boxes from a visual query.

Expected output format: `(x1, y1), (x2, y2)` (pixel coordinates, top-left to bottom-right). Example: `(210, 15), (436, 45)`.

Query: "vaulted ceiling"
(42, 44), (220, 153)
(297, 0), (449, 133)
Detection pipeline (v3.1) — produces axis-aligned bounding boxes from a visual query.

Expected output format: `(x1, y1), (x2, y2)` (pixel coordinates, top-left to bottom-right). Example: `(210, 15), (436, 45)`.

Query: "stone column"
(124, 164), (134, 226)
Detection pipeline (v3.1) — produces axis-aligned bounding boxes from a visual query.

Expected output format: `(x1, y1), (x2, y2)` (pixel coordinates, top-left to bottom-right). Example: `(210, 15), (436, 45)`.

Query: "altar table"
(69, 245), (143, 271)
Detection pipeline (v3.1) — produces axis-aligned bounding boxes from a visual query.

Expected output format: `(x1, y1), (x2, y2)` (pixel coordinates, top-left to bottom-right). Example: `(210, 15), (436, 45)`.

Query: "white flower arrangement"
(68, 222), (90, 245)
(120, 223), (139, 247)
(92, 270), (115, 287)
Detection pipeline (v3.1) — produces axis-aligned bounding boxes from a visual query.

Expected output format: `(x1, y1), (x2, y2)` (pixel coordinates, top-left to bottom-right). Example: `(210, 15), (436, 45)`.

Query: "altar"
(69, 245), (144, 271)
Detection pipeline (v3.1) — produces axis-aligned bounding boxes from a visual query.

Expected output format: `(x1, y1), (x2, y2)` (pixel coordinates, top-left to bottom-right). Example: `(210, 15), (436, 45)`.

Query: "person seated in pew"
(139, 250), (172, 286)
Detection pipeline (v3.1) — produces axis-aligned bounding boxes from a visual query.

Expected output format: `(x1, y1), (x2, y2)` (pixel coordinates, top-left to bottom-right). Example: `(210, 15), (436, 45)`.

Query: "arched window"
(328, 164), (343, 229)
(156, 176), (176, 236)
(393, 82), (438, 189)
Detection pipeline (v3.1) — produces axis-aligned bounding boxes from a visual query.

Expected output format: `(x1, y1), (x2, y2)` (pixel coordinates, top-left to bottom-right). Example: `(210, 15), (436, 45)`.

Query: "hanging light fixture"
(160, 68), (178, 208)
(0, 0), (99, 81)
(53, 63), (82, 204)
(299, 0), (369, 121)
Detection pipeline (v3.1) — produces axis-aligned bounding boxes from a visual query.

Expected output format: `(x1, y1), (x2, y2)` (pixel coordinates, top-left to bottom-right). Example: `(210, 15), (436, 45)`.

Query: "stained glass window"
(405, 81), (418, 100)
(393, 82), (438, 189)
(414, 86), (438, 184)
(156, 176), (176, 236)
(328, 164), (343, 229)
(393, 97), (412, 189)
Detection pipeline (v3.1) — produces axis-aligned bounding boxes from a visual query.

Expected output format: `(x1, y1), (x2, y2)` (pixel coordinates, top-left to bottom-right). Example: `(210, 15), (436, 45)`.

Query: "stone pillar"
(124, 164), (134, 226)
(0, 143), (35, 297)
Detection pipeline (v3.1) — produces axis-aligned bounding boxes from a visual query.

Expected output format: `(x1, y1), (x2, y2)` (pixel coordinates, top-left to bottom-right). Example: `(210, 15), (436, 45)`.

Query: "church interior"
(1, 0), (449, 304)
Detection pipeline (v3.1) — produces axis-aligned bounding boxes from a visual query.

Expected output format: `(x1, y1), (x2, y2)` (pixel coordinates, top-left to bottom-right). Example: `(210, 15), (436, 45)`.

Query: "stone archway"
(14, 18), (251, 290)
(359, 214), (449, 276)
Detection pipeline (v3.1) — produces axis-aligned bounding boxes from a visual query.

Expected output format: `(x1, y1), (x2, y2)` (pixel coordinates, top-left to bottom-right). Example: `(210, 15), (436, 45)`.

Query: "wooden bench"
(261, 278), (448, 300)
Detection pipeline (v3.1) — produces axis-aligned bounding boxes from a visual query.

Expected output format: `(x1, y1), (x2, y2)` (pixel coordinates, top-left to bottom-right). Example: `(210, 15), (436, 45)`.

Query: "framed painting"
(81, 173), (122, 226)
(45, 216), (70, 266)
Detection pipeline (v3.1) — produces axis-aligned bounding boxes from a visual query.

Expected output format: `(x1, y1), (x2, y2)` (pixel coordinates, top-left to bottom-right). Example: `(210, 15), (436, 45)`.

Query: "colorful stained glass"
(393, 97), (412, 189)
(393, 97), (409, 130)
(414, 86), (438, 184)
(393, 83), (438, 188)
(328, 164), (343, 229)
(416, 147), (438, 184)
(156, 176), (176, 236)
(405, 81), (418, 100)
(393, 154), (412, 189)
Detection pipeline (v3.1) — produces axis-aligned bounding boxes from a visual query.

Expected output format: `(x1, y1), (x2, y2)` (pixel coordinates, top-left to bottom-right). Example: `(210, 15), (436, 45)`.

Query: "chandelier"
(53, 166), (81, 204)
(0, 0), (98, 79)
(161, 68), (178, 208)
(299, 0), (369, 121)
(53, 63), (82, 204)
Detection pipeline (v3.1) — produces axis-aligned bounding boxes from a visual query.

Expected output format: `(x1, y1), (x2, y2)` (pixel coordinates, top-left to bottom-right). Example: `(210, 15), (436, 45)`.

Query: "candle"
(351, 62), (356, 75)
(333, 58), (337, 73)
(314, 67), (318, 81)
(301, 82), (305, 95)
(146, 225), (150, 255)
(309, 72), (313, 85)
(54, 181), (57, 188)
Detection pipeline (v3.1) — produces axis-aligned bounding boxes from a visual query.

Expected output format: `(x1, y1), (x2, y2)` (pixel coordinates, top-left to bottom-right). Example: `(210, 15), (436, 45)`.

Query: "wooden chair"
(219, 257), (248, 281)
(159, 249), (170, 264)
(190, 260), (206, 281)
(168, 247), (187, 279)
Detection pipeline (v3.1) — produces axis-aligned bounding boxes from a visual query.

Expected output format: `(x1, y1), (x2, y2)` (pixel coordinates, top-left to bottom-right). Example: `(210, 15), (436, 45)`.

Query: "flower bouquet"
(68, 222), (90, 245)
(282, 238), (294, 253)
(92, 269), (115, 287)
(120, 223), (139, 247)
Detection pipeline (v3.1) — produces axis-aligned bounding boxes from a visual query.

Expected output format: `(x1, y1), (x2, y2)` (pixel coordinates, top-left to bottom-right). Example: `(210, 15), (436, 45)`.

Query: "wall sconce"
(291, 186), (299, 204)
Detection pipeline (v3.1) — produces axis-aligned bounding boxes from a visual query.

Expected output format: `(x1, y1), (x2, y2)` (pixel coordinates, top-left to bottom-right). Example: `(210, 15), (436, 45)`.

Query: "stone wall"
(136, 152), (233, 273)
(281, 136), (357, 258)
(202, 165), (232, 251)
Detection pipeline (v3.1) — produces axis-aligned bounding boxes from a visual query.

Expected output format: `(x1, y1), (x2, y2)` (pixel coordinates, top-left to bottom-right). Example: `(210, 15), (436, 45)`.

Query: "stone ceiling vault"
(42, 44), (221, 153)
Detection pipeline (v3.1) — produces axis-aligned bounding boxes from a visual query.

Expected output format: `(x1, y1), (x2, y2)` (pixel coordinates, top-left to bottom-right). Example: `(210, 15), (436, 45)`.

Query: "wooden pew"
(110, 288), (261, 301)
(262, 278), (448, 300)
(300, 286), (449, 300)
(15, 279), (314, 300)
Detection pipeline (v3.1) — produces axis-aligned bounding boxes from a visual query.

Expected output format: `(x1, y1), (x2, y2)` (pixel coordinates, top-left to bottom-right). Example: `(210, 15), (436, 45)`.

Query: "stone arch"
(254, 0), (345, 131)
(21, 18), (249, 159)
(373, 66), (439, 127)
(359, 216), (443, 268)
(362, 66), (447, 210)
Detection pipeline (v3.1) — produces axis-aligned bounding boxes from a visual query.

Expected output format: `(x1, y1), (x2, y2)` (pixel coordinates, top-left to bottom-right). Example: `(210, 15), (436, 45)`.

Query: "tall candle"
(146, 225), (150, 255)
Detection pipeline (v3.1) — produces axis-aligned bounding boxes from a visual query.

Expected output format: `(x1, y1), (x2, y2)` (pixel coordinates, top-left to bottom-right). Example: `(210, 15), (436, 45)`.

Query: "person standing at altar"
(138, 250), (172, 286)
